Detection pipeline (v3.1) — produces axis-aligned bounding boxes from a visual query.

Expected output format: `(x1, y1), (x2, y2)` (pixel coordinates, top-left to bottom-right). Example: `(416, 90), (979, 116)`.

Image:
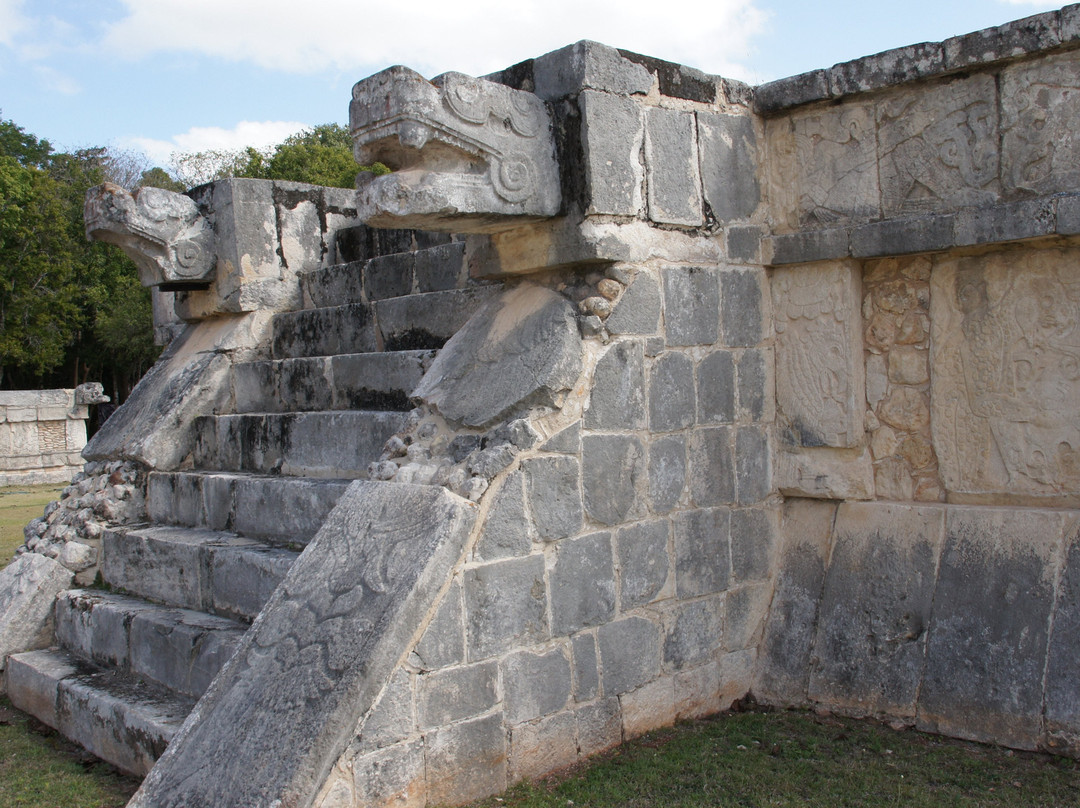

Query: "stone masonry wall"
(0, 390), (94, 487)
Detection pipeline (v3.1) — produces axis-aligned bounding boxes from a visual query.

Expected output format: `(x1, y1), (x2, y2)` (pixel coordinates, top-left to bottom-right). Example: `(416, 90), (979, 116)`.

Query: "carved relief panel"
(773, 261), (865, 448)
(930, 247), (1080, 504)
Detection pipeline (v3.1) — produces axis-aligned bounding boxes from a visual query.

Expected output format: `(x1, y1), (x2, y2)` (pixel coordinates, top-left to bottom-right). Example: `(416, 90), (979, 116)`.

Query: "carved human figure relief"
(773, 262), (865, 447)
(931, 250), (1080, 501)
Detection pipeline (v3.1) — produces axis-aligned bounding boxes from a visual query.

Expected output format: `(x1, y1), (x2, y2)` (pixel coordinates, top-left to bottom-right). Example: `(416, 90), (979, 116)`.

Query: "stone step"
(376, 286), (499, 351)
(271, 302), (377, 360)
(102, 525), (297, 620)
(54, 590), (245, 700)
(192, 410), (407, 477)
(230, 350), (435, 413)
(146, 470), (349, 543)
(303, 241), (469, 307)
(6, 648), (192, 777)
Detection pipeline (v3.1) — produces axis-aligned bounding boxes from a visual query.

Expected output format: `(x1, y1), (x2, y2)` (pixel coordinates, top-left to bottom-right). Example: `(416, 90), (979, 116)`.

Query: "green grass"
(0, 484), (65, 568)
(468, 706), (1080, 808)
(0, 697), (138, 808)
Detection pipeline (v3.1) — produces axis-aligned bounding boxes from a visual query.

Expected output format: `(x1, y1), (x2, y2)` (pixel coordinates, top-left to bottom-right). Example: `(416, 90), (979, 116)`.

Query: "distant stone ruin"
(1, 5), (1080, 807)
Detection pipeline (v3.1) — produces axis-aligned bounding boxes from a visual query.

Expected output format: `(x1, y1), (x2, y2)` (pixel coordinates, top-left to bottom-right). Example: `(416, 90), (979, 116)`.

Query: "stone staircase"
(5, 230), (498, 777)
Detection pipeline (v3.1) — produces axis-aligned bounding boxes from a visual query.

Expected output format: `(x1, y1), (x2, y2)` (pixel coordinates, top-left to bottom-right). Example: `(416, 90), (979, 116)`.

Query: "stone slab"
(579, 90), (644, 217)
(1045, 516), (1080, 754)
(697, 112), (759, 223)
(645, 108), (703, 226)
(129, 481), (477, 808)
(0, 553), (73, 673)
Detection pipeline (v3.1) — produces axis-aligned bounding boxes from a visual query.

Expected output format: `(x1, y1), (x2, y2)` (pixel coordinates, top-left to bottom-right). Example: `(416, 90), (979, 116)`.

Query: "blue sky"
(0, 0), (1065, 168)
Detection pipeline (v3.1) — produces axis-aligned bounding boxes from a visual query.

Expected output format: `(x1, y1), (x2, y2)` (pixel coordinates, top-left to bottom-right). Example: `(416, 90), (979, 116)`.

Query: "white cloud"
(121, 120), (309, 165)
(33, 65), (80, 95)
(102, 0), (768, 81)
(0, 0), (27, 48)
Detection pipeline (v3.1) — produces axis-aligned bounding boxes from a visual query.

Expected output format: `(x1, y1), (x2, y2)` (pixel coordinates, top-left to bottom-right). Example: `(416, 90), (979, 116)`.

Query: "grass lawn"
(0, 484), (65, 569)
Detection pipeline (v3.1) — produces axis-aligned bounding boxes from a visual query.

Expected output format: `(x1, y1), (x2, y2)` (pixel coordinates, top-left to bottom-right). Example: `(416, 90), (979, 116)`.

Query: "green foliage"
(138, 166), (185, 192)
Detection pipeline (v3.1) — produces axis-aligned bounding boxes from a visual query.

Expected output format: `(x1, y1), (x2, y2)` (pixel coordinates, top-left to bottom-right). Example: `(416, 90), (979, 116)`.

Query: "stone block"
(509, 711), (579, 783)
(649, 352), (695, 432)
(647, 434), (686, 514)
(572, 633), (599, 702)
(737, 348), (772, 422)
(720, 268), (764, 347)
(352, 740), (426, 808)
(827, 42), (945, 96)
(582, 434), (645, 526)
(364, 252), (414, 301)
(0, 554), (73, 671)
(551, 532), (616, 636)
(662, 267), (719, 347)
(808, 502), (945, 718)
(663, 597), (723, 669)
(617, 51), (717, 103)
(753, 70), (830, 115)
(617, 520), (670, 610)
(331, 350), (435, 411)
(943, 10), (1060, 70)
(726, 225), (764, 264)
(411, 580), (465, 671)
(620, 677), (675, 738)
(302, 261), (365, 309)
(766, 228), (850, 266)
(724, 582), (772, 652)
(605, 270), (661, 336)
(735, 426), (771, 506)
(645, 107), (703, 226)
(585, 340), (646, 429)
(696, 350), (735, 425)
(773, 261), (865, 447)
(730, 507), (776, 584)
(697, 112), (759, 223)
(673, 507), (731, 598)
(413, 285), (582, 429)
(128, 608), (243, 699)
(419, 661), (498, 729)
(954, 198), (1056, 246)
(1057, 194), (1080, 235)
(579, 90), (644, 217)
(531, 40), (654, 100)
(775, 446), (875, 500)
(208, 540), (296, 621)
(849, 215), (956, 258)
(540, 422), (580, 454)
(522, 456), (583, 542)
(129, 481), (477, 808)
(919, 507), (1065, 749)
(674, 660), (722, 720)
(465, 555), (548, 659)
(272, 303), (377, 360)
(377, 286), (497, 351)
(689, 427), (734, 506)
(1045, 520), (1080, 754)
(598, 616), (661, 696)
(102, 525), (210, 612)
(474, 472), (532, 561)
(357, 669), (414, 753)
(576, 698), (622, 757)
(754, 498), (836, 705)
(414, 242), (466, 293)
(424, 714), (506, 806)
(232, 360), (278, 414)
(502, 646), (573, 724)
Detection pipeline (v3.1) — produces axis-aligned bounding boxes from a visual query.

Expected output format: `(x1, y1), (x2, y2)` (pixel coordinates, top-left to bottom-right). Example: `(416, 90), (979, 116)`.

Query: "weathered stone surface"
(919, 507), (1064, 749)
(721, 269), (764, 347)
(689, 427), (734, 507)
(576, 697), (622, 756)
(663, 267), (719, 347)
(502, 646), (572, 723)
(755, 498), (836, 705)
(735, 426), (771, 506)
(765, 227), (850, 266)
(737, 348), (772, 422)
(648, 434), (686, 513)
(571, 633), (599, 702)
(827, 42), (945, 97)
(774, 446), (875, 500)
(697, 112), (759, 223)
(849, 214), (955, 258)
(550, 532), (616, 636)
(414, 242), (467, 293)
(697, 350), (735, 425)
(773, 261), (865, 447)
(424, 713), (506, 805)
(586, 340), (646, 430)
(753, 70), (830, 115)
(351, 67), (560, 233)
(465, 555), (547, 659)
(474, 472), (532, 561)
(419, 661), (498, 728)
(645, 108), (703, 226)
(724, 583), (772, 652)
(582, 434), (645, 526)
(128, 481), (476, 808)
(1045, 518), (1080, 754)
(377, 286), (498, 351)
(605, 271), (661, 336)
(649, 352), (695, 432)
(531, 40), (654, 100)
(508, 710), (578, 782)
(730, 507), (775, 584)
(522, 456), (583, 541)
(356, 669), (414, 752)
(411, 580), (465, 670)
(84, 183), (214, 288)
(878, 74), (999, 217)
(617, 520), (670, 610)
(598, 616), (661, 696)
(808, 503), (944, 717)
(351, 739), (426, 808)
(930, 249), (1080, 505)
(943, 9), (1060, 70)
(620, 676), (675, 738)
(0, 554), (73, 672)
(674, 659), (721, 720)
(414, 284), (582, 428)
(663, 597), (723, 669)
(673, 507), (730, 598)
(726, 225), (764, 264)
(579, 91), (644, 217)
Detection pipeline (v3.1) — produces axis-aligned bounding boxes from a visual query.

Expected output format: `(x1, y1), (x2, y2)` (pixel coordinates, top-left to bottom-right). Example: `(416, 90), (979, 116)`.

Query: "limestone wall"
(0, 390), (94, 487)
